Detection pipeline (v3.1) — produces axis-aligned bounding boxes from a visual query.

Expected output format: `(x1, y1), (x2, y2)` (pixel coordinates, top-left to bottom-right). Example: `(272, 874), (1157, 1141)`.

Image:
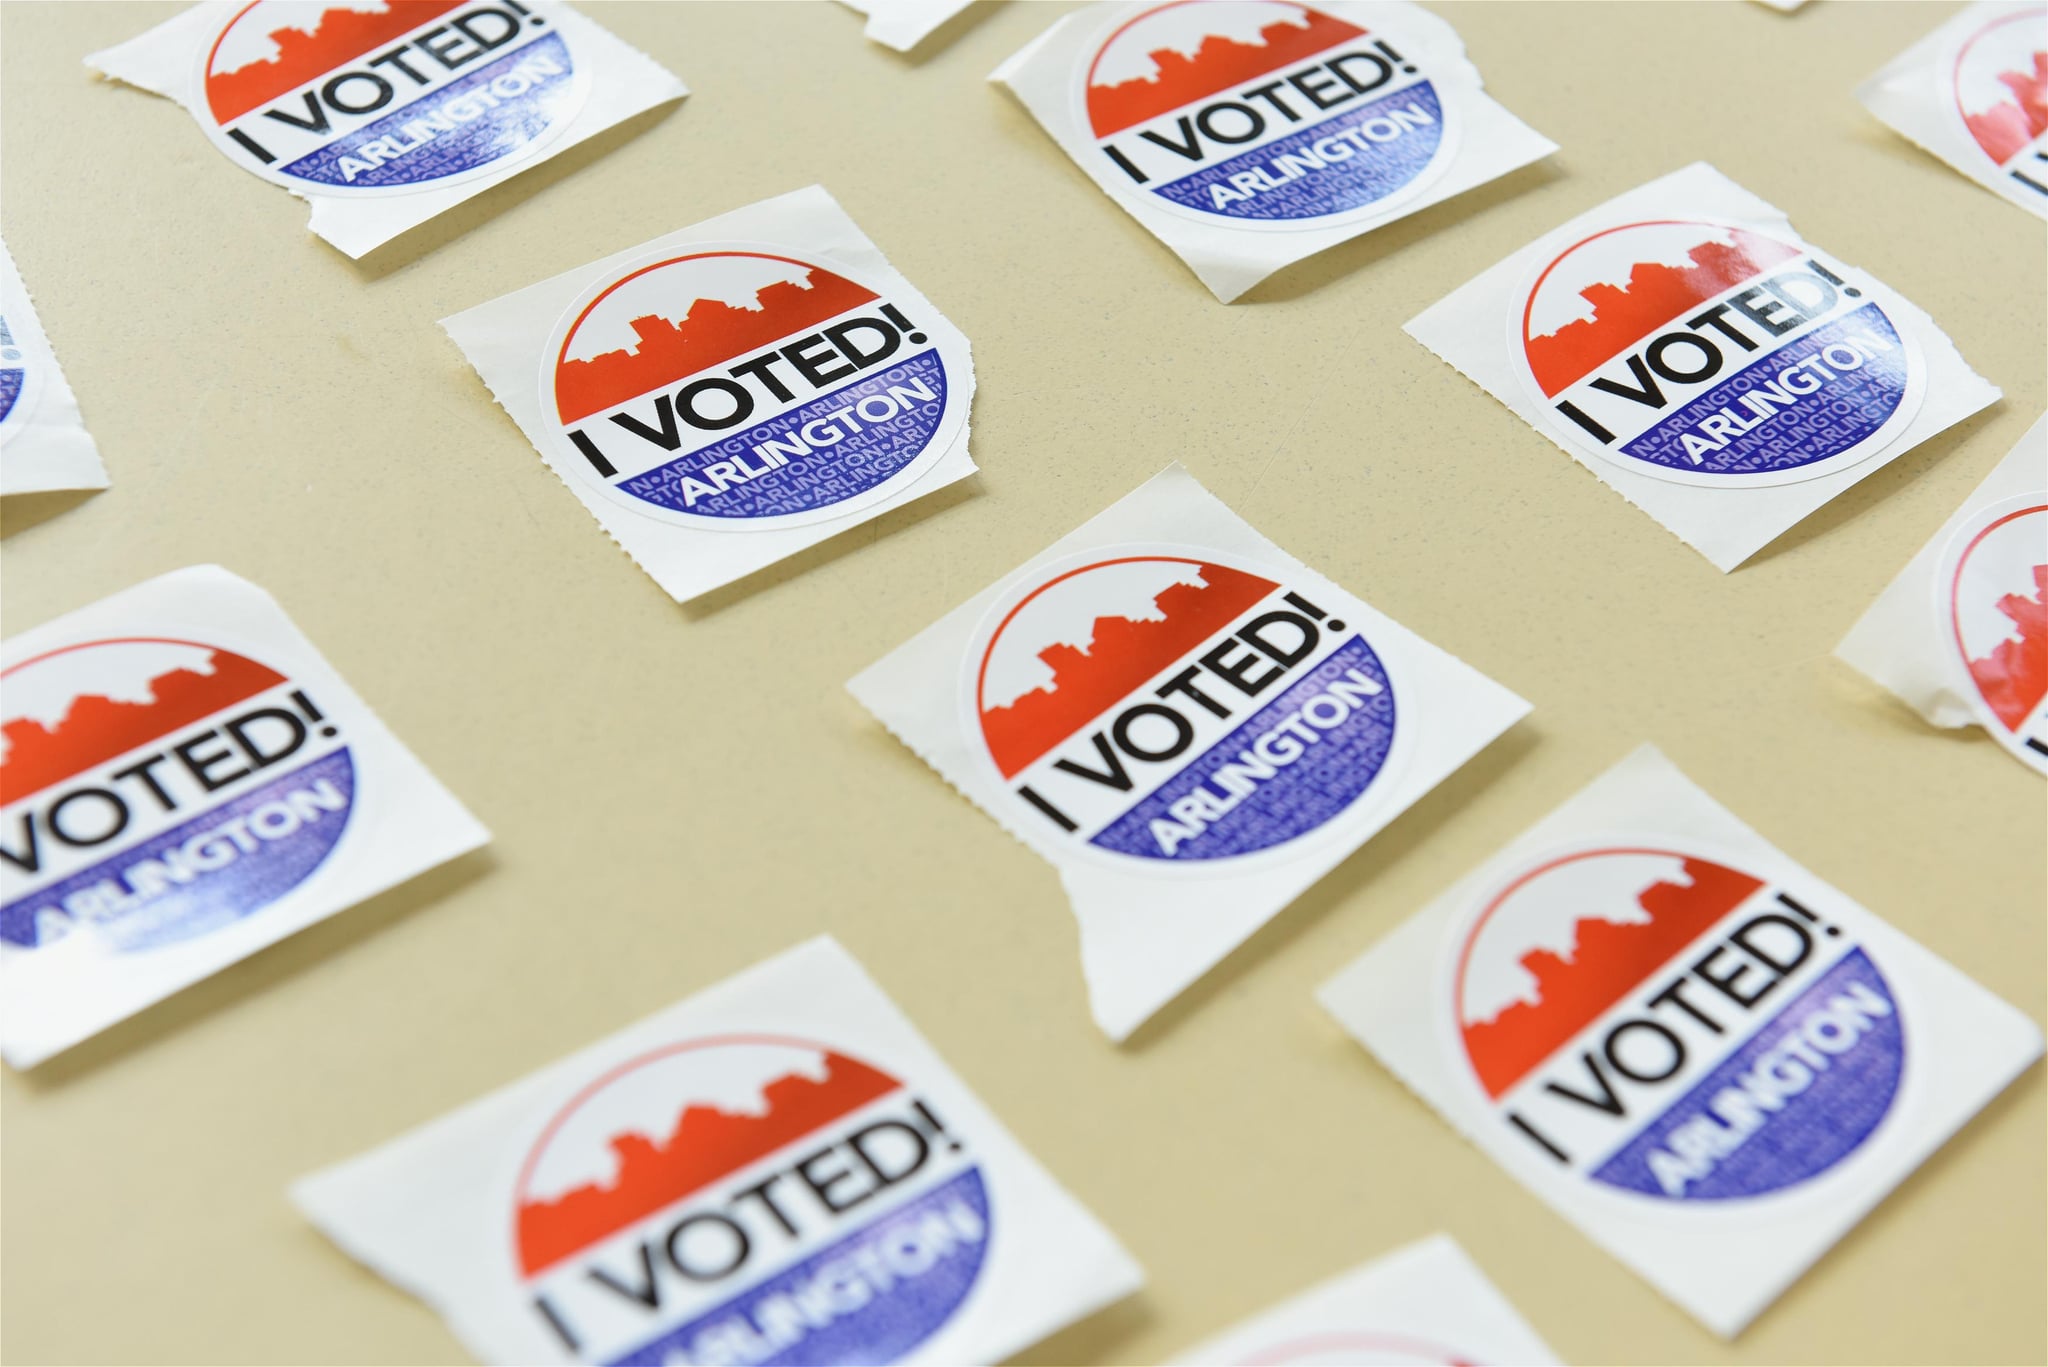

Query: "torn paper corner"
(0, 564), (488, 1069)
(990, 0), (1556, 302)
(1835, 413), (2048, 772)
(85, 2), (686, 258)
(1404, 160), (2000, 571)
(0, 236), (109, 497)
(840, 0), (978, 52)
(1318, 742), (2043, 1336)
(849, 462), (1529, 1042)
(441, 184), (977, 604)
(292, 935), (1144, 1365)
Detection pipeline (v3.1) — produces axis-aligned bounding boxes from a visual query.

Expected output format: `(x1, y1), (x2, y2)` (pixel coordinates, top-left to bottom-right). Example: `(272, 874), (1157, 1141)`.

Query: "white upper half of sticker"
(1169, 1233), (1560, 1365)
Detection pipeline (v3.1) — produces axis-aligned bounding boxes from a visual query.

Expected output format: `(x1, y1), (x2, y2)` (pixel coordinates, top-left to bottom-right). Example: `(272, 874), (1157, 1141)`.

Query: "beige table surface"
(2, 1), (2043, 1363)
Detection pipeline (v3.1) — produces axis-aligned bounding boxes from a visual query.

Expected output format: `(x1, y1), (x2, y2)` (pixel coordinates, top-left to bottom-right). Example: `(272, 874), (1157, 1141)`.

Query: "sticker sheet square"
(0, 236), (109, 497)
(991, 1), (1556, 303)
(850, 464), (1529, 1041)
(443, 185), (977, 604)
(1837, 414), (2048, 774)
(293, 936), (1144, 1366)
(0, 565), (489, 1068)
(1171, 1234), (1560, 1366)
(87, 1), (687, 258)
(1317, 744), (2043, 1336)
(1405, 162), (2001, 571)
(1859, 1), (2048, 221)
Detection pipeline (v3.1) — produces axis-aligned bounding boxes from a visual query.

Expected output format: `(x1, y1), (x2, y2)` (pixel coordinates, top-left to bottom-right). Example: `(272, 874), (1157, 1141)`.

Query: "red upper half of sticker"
(1086, 3), (1365, 138)
(553, 258), (880, 425)
(1523, 224), (1804, 398)
(1460, 853), (1764, 1099)
(514, 1050), (900, 1277)
(205, 1), (468, 124)
(1956, 8), (2048, 167)
(1963, 554), (2048, 732)
(1964, 49), (2048, 164)
(1, 642), (287, 806)
(978, 559), (1277, 780)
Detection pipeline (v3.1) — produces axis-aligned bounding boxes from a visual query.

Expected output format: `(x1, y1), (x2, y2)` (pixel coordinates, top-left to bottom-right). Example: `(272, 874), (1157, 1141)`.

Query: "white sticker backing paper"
(0, 565), (489, 1068)
(1838, 414), (2048, 775)
(991, 0), (1557, 303)
(87, 1), (687, 259)
(1170, 1233), (1560, 1366)
(0, 237), (109, 498)
(1859, 1), (2048, 221)
(849, 464), (1530, 1042)
(444, 185), (977, 604)
(840, 0), (977, 52)
(1405, 161), (2002, 571)
(1317, 744), (2043, 1337)
(294, 935), (1144, 1367)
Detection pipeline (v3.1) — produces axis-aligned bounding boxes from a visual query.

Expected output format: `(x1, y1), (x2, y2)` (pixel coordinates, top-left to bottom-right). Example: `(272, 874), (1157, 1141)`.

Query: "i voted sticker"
(195, 0), (589, 195)
(1076, 0), (1457, 230)
(1936, 493), (2048, 773)
(513, 1036), (989, 1365)
(292, 937), (1143, 1365)
(541, 244), (969, 530)
(963, 546), (1405, 869)
(1, 637), (354, 954)
(1512, 219), (1926, 488)
(1946, 6), (2048, 202)
(0, 566), (488, 1068)
(1318, 745), (2045, 1335)
(1449, 843), (1902, 1202)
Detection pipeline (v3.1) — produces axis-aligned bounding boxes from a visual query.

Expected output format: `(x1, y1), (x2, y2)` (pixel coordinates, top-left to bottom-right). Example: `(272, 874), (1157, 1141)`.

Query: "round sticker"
(1074, 0), (1459, 231)
(510, 1035), (989, 1364)
(961, 545), (1405, 871)
(0, 637), (355, 953)
(1447, 843), (1903, 1203)
(194, 0), (589, 196)
(1510, 218), (1926, 488)
(540, 244), (970, 531)
(1935, 493), (2048, 774)
(1947, 7), (2048, 176)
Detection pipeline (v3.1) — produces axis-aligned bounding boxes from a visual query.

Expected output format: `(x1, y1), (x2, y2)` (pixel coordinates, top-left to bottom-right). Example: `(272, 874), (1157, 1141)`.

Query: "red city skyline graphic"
(514, 1051), (900, 1277)
(1086, 5), (1365, 138)
(0, 646), (286, 806)
(1964, 561), (2048, 732)
(205, 1), (467, 124)
(553, 263), (879, 425)
(979, 561), (1276, 779)
(1461, 855), (1764, 1099)
(1524, 227), (1805, 398)
(1964, 48), (2048, 165)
